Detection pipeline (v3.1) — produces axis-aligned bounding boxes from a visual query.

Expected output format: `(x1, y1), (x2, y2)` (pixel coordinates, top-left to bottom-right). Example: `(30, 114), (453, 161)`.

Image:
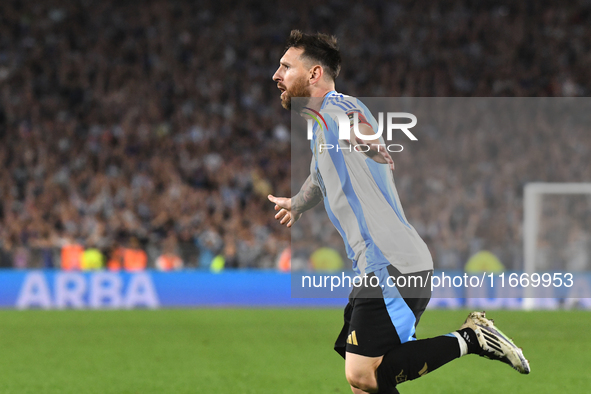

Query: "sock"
(455, 328), (480, 355)
(450, 331), (468, 356)
(376, 336), (460, 391)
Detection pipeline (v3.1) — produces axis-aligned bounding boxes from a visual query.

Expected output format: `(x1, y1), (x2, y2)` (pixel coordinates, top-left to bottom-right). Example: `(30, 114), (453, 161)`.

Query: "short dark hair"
(284, 30), (341, 81)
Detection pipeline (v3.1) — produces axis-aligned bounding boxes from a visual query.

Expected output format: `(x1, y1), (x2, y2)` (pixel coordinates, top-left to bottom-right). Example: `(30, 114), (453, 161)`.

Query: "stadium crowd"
(0, 0), (590, 271)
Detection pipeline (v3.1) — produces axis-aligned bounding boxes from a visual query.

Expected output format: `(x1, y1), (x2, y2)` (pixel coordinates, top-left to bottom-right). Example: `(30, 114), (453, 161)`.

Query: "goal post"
(523, 182), (591, 274)
(523, 182), (591, 275)
(523, 183), (591, 308)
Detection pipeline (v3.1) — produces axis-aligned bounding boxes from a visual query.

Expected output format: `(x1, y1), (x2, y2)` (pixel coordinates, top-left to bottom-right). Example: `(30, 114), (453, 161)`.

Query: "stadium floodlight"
(523, 182), (591, 309)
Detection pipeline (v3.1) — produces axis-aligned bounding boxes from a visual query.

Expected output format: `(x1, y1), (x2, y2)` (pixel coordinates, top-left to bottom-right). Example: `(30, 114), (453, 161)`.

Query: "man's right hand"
(268, 195), (302, 228)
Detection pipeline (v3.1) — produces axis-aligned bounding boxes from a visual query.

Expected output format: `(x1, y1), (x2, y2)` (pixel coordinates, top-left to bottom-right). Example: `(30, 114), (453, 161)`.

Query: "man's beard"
(281, 76), (311, 112)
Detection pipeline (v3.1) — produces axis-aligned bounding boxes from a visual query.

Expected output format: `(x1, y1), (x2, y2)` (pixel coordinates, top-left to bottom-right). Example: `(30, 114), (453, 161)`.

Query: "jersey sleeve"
(322, 95), (381, 142)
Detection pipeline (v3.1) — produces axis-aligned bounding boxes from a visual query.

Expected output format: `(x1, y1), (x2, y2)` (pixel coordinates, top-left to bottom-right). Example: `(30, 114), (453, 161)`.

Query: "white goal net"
(524, 183), (591, 274)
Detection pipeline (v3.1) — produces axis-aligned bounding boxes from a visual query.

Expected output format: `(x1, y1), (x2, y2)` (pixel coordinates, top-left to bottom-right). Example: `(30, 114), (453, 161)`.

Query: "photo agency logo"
(302, 107), (418, 154)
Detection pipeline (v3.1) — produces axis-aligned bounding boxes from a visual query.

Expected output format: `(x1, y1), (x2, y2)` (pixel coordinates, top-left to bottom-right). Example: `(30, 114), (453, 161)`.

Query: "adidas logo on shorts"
(346, 330), (358, 346)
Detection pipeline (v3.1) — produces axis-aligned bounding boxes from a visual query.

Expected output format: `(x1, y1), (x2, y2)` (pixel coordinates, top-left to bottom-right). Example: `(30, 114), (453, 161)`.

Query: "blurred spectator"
(107, 243), (125, 271)
(123, 237), (148, 271)
(222, 235), (238, 269)
(61, 242), (84, 270)
(464, 251), (505, 273)
(0, 237), (14, 268)
(155, 234), (183, 271)
(155, 252), (183, 271)
(177, 228), (199, 268)
(210, 255), (225, 272)
(310, 247), (344, 272)
(197, 227), (223, 269)
(81, 247), (104, 270)
(277, 246), (291, 272)
(13, 245), (30, 269)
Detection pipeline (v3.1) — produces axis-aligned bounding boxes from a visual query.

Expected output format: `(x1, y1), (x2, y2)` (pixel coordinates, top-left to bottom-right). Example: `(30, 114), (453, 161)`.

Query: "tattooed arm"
(268, 174), (323, 228)
(292, 174), (323, 213)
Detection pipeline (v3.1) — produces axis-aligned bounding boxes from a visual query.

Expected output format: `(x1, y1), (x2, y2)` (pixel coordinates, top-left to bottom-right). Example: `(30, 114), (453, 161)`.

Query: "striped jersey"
(308, 91), (433, 276)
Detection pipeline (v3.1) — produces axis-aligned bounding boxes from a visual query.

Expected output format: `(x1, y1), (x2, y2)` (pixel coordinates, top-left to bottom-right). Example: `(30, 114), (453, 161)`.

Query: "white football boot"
(461, 311), (530, 374)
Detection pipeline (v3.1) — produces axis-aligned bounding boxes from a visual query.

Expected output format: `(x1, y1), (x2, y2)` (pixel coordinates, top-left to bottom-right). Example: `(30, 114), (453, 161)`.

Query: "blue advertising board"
(0, 270), (590, 309)
(0, 270), (346, 309)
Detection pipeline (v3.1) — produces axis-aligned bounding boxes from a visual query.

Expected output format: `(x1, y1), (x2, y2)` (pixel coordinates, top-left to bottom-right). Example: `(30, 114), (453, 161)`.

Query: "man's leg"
(349, 383), (399, 394)
(345, 334), (462, 393)
(356, 312), (530, 393)
(345, 352), (401, 394)
(375, 334), (463, 391)
(337, 268), (465, 393)
(345, 352), (383, 393)
(350, 387), (372, 394)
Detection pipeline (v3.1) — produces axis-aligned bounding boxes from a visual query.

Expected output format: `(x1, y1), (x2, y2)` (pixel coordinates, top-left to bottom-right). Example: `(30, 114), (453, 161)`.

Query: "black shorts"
(334, 266), (431, 359)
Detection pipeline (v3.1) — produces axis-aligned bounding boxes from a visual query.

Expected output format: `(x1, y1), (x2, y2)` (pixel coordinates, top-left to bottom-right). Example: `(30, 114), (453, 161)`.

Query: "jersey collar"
(321, 90), (338, 109)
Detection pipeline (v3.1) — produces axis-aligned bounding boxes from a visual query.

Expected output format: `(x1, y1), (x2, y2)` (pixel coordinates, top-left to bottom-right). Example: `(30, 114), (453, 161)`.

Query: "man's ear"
(309, 65), (323, 84)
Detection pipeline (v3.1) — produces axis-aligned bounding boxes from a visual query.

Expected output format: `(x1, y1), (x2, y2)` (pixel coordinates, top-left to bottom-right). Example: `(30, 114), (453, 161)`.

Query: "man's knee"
(346, 368), (377, 393)
(350, 384), (370, 394)
(345, 352), (382, 392)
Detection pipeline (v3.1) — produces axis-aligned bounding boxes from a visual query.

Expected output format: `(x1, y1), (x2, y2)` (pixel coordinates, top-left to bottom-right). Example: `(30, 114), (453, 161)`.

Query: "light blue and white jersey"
(309, 91), (433, 276)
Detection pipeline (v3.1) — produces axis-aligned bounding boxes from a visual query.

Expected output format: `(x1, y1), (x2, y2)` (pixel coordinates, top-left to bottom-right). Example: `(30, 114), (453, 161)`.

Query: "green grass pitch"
(0, 308), (589, 393)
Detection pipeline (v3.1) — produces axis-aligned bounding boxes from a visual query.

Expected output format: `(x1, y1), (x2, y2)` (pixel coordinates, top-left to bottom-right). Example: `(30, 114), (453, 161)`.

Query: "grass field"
(0, 309), (589, 393)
